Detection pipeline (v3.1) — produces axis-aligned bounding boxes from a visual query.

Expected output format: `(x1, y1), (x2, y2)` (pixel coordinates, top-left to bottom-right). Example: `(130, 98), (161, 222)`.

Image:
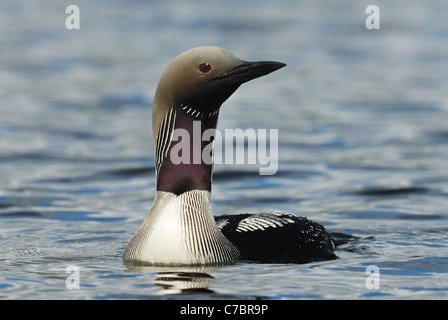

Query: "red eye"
(199, 63), (212, 73)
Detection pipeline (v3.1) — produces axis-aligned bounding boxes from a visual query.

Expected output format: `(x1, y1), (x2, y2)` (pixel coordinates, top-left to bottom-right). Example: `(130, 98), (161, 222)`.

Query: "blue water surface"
(1, 0), (448, 299)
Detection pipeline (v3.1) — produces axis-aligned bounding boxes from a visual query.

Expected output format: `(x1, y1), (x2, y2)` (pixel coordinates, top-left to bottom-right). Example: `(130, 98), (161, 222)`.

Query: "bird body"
(216, 212), (335, 264)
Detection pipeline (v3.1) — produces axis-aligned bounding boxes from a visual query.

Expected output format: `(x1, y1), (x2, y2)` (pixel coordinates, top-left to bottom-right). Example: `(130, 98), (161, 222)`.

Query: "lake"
(1, 0), (448, 299)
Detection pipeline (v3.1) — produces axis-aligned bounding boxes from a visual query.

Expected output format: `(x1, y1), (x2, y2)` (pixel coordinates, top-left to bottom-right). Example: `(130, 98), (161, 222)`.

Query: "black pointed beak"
(217, 61), (286, 84)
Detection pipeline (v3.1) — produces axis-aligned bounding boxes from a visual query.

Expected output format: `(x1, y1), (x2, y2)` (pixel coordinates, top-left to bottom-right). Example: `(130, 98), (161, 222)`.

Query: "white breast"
(123, 190), (239, 266)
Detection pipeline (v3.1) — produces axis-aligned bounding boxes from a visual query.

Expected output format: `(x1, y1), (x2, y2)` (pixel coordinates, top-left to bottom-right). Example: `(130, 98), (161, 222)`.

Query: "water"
(1, 0), (448, 299)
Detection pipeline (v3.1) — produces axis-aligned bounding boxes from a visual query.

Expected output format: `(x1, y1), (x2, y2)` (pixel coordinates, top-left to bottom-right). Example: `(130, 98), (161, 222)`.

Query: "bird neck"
(155, 106), (219, 195)
(121, 106), (240, 266)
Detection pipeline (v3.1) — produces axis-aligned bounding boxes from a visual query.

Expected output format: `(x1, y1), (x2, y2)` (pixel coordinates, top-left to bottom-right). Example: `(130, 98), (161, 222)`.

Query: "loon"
(122, 46), (336, 266)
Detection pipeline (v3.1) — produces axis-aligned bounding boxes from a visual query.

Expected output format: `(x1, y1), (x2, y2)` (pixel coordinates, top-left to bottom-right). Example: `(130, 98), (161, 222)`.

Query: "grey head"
(152, 46), (286, 194)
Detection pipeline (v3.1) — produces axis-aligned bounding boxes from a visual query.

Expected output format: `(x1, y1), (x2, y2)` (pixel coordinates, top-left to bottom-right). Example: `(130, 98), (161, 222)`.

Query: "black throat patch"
(156, 107), (219, 195)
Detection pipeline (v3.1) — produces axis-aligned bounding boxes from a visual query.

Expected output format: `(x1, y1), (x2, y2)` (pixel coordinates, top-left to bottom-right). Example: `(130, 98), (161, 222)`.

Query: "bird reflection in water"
(125, 264), (220, 295)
